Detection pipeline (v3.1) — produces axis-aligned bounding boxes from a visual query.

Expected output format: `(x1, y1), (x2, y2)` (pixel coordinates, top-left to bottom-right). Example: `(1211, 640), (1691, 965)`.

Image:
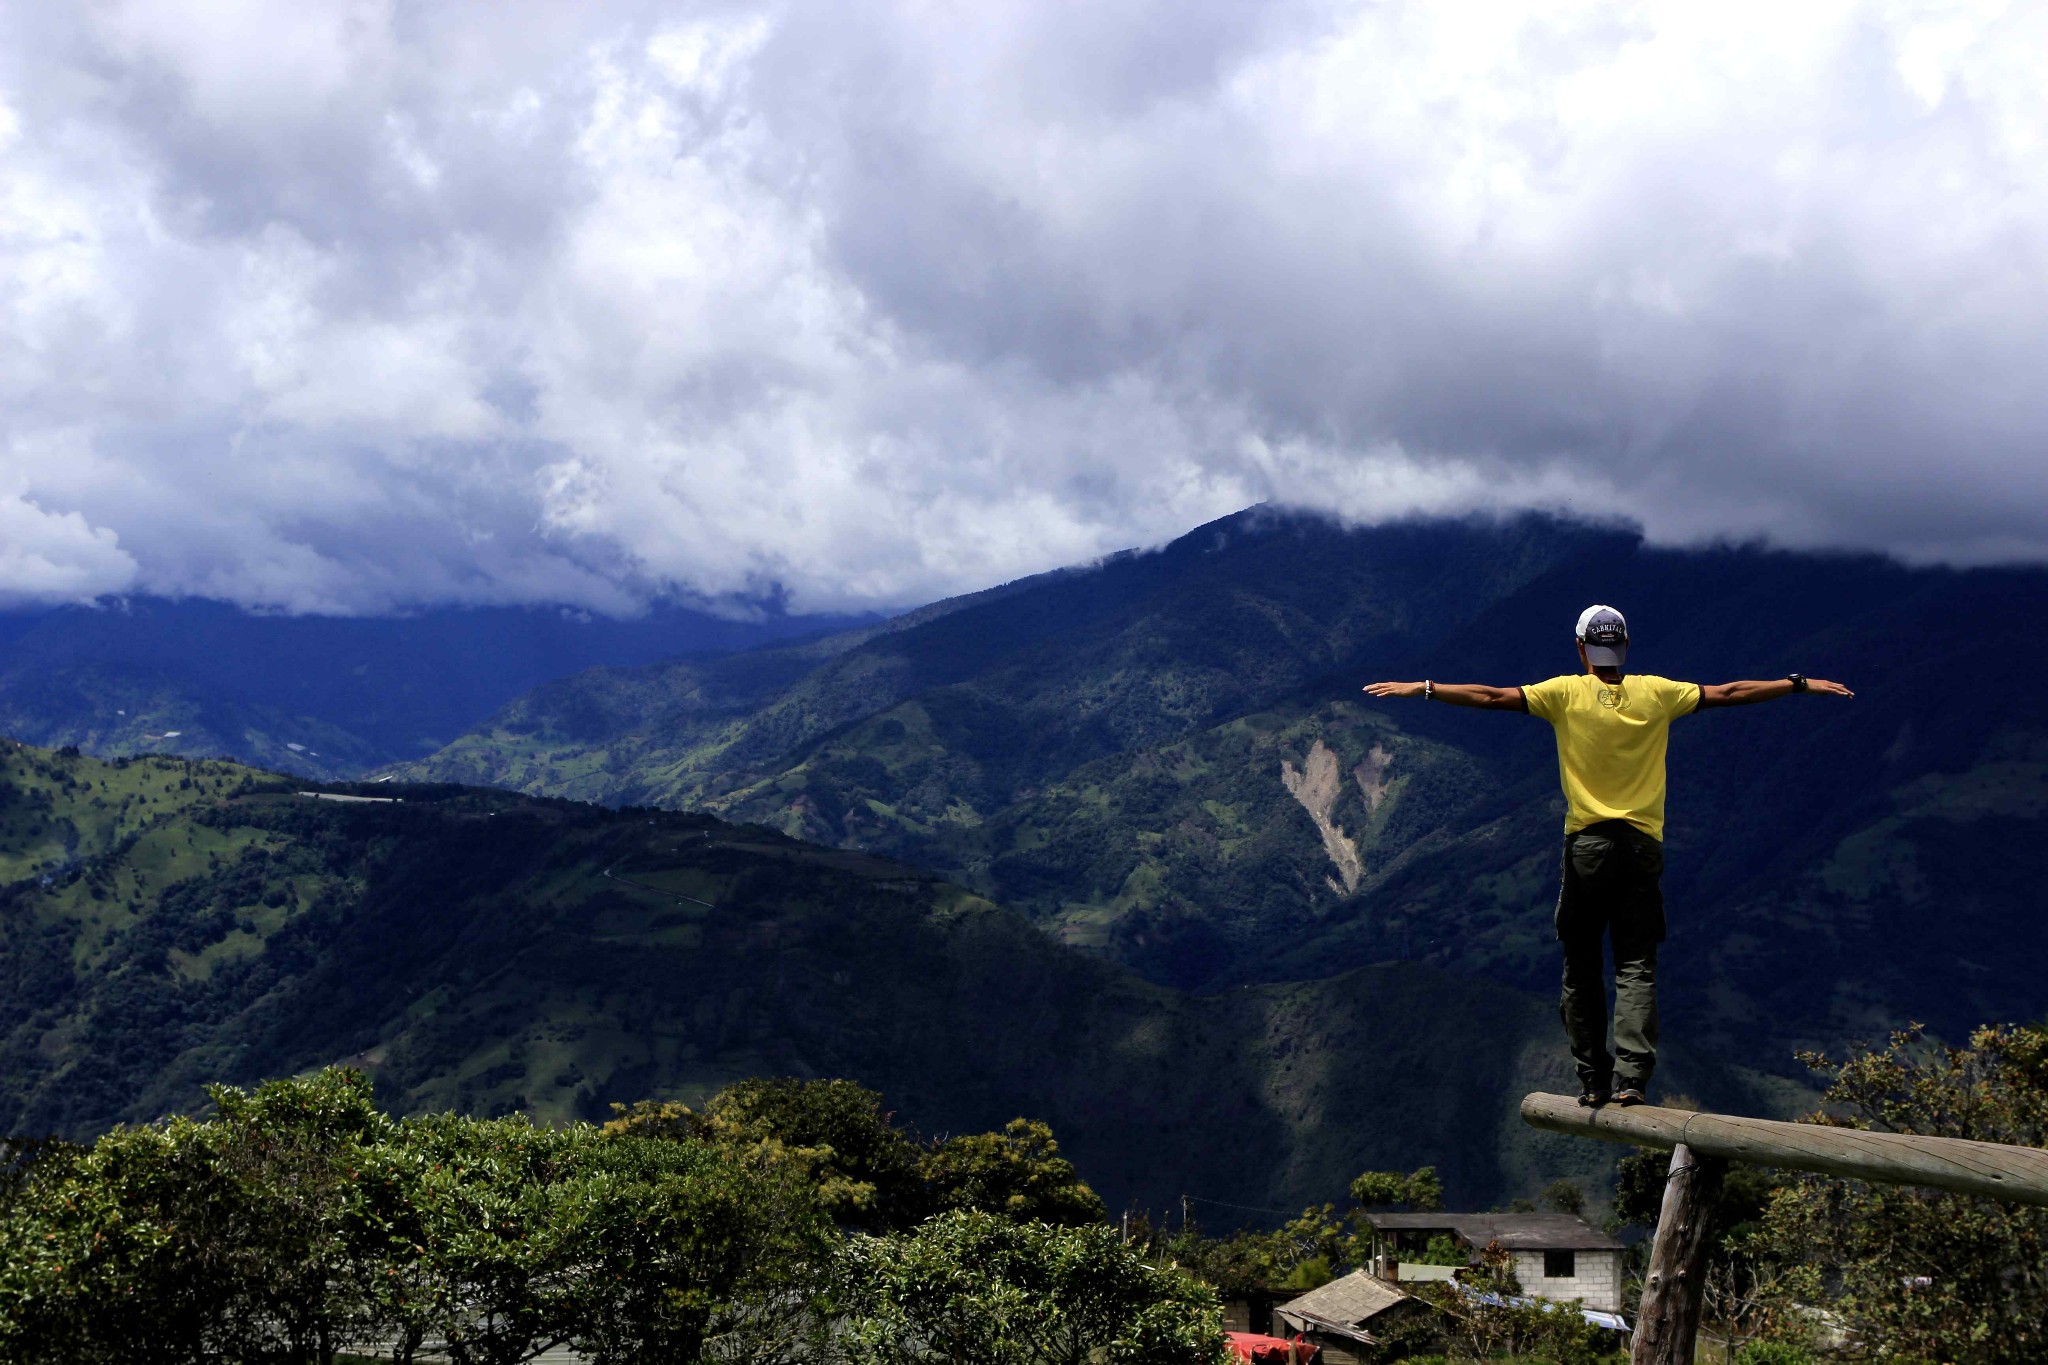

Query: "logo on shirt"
(1597, 685), (1626, 709)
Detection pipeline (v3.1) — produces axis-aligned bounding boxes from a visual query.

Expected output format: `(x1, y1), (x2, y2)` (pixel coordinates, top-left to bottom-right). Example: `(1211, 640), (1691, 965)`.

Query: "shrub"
(837, 1211), (1226, 1365)
(0, 1069), (834, 1364)
(1757, 1024), (2048, 1363)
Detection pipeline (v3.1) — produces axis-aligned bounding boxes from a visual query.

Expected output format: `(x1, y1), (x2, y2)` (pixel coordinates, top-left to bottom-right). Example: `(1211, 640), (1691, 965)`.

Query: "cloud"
(2, 0), (2045, 613)
(0, 450), (137, 605)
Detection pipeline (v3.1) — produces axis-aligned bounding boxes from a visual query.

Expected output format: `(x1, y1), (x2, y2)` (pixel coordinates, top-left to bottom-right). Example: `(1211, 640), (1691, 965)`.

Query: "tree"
(568, 1129), (834, 1365)
(355, 1107), (839, 1365)
(1755, 1023), (2048, 1364)
(1158, 1204), (1352, 1294)
(0, 1069), (839, 1365)
(612, 1080), (1107, 1231)
(601, 1098), (701, 1142)
(1613, 1150), (1770, 1243)
(376, 1112), (594, 1365)
(1411, 1232), (1468, 1267)
(921, 1118), (1107, 1227)
(0, 1067), (391, 1364)
(609, 1079), (926, 1229)
(836, 1210), (1226, 1365)
(1348, 1165), (1443, 1212)
(1155, 1165), (1444, 1296)
(1539, 1178), (1586, 1216)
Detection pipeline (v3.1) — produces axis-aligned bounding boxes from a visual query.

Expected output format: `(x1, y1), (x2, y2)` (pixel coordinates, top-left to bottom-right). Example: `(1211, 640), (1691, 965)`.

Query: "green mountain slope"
(406, 512), (1613, 805)
(0, 597), (873, 780)
(400, 509), (2048, 1092)
(0, 668), (390, 781)
(0, 741), (1780, 1215)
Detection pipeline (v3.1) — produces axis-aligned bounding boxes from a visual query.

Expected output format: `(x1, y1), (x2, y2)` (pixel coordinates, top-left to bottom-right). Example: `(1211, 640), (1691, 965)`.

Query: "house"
(1219, 1287), (1298, 1336)
(1363, 1212), (1626, 1313)
(1271, 1270), (1433, 1364)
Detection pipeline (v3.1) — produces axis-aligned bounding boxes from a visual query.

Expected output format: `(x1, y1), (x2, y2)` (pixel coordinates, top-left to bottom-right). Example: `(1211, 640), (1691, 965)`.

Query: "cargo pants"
(1555, 818), (1665, 1092)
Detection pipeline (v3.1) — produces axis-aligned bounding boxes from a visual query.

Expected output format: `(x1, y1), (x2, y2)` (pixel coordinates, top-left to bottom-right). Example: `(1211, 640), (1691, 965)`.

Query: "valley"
(11, 509), (2048, 1223)
(0, 740), (1662, 1215)
(0, 596), (872, 780)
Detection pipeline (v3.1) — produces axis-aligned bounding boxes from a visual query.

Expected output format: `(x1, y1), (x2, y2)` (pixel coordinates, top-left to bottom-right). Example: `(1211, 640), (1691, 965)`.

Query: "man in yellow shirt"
(1365, 605), (1852, 1106)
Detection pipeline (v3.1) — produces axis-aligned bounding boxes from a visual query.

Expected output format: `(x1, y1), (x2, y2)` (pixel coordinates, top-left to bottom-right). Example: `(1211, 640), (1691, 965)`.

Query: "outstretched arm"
(1362, 681), (1527, 712)
(1697, 676), (1854, 709)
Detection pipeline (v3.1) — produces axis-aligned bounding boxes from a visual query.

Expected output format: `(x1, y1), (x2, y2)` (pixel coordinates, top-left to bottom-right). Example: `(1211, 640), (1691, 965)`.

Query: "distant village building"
(1363, 1212), (1626, 1313)
(1271, 1270), (1431, 1365)
(1219, 1288), (1298, 1337)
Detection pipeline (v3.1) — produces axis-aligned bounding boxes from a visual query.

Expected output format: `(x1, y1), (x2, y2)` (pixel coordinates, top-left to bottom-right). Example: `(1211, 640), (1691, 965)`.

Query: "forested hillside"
(404, 508), (2048, 1090)
(20, 509), (2044, 1217)
(0, 740), (1661, 1214)
(0, 597), (870, 779)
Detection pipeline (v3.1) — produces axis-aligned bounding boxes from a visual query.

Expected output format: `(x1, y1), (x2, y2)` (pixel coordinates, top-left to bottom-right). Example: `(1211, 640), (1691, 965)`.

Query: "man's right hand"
(1362, 681), (1425, 699)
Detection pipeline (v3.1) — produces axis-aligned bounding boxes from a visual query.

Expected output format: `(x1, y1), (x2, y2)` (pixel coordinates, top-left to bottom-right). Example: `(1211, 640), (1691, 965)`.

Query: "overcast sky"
(3, 1), (2044, 615)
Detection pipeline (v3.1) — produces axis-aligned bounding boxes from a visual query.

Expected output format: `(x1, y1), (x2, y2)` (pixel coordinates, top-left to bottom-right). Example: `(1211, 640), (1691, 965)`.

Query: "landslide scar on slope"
(1354, 742), (1393, 814)
(1282, 739), (1387, 895)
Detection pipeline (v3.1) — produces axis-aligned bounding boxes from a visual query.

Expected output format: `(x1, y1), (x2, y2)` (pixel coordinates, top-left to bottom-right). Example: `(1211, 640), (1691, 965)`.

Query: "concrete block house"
(1362, 1212), (1626, 1313)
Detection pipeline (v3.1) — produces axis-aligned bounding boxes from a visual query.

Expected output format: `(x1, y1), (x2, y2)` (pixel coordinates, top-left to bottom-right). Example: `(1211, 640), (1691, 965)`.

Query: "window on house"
(1543, 1249), (1576, 1279)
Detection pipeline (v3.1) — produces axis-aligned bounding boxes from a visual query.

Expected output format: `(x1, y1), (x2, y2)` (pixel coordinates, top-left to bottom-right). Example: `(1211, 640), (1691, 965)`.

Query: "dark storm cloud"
(2, 0), (2044, 613)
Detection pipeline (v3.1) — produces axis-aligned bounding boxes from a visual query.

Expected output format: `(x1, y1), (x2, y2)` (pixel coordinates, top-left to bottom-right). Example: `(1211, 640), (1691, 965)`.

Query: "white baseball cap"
(1575, 605), (1629, 668)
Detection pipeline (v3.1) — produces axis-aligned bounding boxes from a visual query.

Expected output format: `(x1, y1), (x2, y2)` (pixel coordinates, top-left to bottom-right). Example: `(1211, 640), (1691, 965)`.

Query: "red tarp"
(1224, 1331), (1322, 1364)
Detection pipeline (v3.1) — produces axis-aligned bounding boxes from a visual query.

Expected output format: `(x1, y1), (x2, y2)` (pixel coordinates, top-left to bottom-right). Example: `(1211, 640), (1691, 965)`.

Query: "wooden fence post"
(1631, 1142), (1725, 1365)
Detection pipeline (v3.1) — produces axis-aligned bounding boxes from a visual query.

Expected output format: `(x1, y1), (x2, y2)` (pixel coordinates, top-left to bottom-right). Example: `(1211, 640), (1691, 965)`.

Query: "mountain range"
(401, 508), (2048, 1095)
(0, 596), (871, 780)
(9, 506), (2047, 1218)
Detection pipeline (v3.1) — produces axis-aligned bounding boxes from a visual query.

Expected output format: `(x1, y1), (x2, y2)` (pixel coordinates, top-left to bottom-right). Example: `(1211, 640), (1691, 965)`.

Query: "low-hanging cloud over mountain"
(3, 0), (2044, 614)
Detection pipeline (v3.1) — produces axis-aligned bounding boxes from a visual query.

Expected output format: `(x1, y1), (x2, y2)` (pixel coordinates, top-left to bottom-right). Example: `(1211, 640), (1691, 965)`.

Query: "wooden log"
(1631, 1144), (1724, 1365)
(1521, 1092), (2048, 1206)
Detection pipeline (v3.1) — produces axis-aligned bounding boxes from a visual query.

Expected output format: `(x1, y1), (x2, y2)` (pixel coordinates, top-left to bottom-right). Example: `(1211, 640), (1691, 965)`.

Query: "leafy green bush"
(608, 1077), (929, 1228)
(1409, 1232), (1469, 1266)
(1157, 1204), (1351, 1294)
(0, 1068), (1173, 1365)
(0, 1065), (397, 1361)
(607, 1077), (1106, 1229)
(1758, 1024), (2048, 1364)
(1349, 1165), (1443, 1212)
(0, 1068), (831, 1364)
(837, 1210), (1225, 1365)
(919, 1118), (1107, 1227)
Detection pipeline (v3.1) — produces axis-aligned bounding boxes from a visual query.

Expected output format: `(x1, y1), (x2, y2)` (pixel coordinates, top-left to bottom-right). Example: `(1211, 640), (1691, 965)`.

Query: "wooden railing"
(1520, 1092), (2048, 1364)
(1521, 1092), (2048, 1206)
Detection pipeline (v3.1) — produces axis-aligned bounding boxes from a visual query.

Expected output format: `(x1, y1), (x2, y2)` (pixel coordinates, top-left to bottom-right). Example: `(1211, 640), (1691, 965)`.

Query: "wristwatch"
(1787, 673), (1808, 693)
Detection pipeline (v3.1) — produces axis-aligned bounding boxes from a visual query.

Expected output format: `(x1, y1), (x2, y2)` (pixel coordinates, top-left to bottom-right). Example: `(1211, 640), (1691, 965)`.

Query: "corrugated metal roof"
(1275, 1269), (1412, 1327)
(1366, 1212), (1623, 1251)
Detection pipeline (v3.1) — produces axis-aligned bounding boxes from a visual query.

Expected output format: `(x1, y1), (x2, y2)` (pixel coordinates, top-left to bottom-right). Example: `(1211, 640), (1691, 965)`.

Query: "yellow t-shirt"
(1521, 673), (1701, 841)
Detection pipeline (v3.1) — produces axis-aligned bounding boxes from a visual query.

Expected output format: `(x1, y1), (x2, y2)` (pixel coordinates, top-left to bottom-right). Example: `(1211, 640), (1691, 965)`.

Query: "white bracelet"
(1424, 679), (1434, 701)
